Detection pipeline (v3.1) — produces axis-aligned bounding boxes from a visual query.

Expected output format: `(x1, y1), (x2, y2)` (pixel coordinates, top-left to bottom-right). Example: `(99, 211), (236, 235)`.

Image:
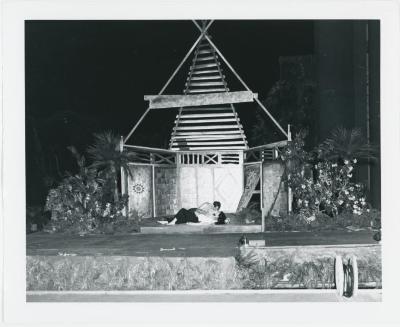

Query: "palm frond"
(315, 126), (379, 162)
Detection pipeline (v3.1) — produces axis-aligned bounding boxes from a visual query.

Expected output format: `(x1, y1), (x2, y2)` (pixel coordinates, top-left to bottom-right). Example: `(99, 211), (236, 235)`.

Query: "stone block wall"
(127, 165), (153, 218)
(262, 161), (287, 216)
(154, 167), (179, 216)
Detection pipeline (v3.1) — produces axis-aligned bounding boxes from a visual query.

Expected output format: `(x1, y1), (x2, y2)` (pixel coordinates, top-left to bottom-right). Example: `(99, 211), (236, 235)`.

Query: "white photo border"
(2, 0), (400, 326)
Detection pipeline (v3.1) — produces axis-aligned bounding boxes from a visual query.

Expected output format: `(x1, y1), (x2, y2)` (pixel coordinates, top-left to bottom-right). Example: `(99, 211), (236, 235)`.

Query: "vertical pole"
(152, 165), (156, 218)
(260, 161), (265, 232)
(120, 136), (127, 217)
(287, 125), (293, 214)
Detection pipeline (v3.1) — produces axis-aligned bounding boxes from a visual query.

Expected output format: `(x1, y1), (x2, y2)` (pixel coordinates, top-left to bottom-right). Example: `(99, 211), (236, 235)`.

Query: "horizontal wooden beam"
(172, 135), (244, 140)
(192, 62), (218, 69)
(124, 144), (175, 154)
(174, 124), (243, 130)
(198, 43), (210, 48)
(172, 140), (246, 146)
(187, 88), (228, 93)
(188, 81), (225, 87)
(178, 113), (236, 118)
(196, 56), (216, 62)
(191, 69), (220, 75)
(171, 146), (247, 150)
(180, 107), (232, 112)
(144, 91), (257, 109)
(174, 130), (243, 136)
(190, 75), (223, 81)
(245, 140), (288, 151)
(176, 118), (238, 124)
(197, 49), (214, 55)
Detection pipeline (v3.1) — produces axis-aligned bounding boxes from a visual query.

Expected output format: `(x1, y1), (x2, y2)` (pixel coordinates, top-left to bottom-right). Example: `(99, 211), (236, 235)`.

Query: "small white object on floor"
(157, 221), (168, 225)
(160, 247), (176, 251)
(57, 252), (77, 256)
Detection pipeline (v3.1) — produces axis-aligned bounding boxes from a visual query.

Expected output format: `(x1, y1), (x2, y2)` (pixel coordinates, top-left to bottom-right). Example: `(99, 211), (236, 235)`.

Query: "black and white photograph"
(2, 0), (400, 326)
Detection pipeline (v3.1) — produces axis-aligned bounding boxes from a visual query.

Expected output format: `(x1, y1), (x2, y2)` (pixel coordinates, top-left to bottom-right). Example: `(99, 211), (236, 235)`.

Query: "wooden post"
(260, 161), (265, 232)
(120, 136), (127, 217)
(287, 125), (292, 214)
(152, 165), (156, 217)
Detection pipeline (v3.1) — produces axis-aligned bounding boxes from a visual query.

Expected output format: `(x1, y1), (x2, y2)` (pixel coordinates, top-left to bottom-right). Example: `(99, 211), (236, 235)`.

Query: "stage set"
(121, 21), (290, 231)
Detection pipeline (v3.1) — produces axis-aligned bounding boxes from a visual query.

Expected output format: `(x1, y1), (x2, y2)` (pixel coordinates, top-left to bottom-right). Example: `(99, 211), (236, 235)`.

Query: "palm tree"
(315, 126), (379, 162)
(86, 131), (133, 203)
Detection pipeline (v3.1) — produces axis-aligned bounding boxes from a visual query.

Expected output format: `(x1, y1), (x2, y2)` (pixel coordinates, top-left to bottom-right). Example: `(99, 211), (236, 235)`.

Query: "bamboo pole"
(124, 20), (214, 144)
(287, 124), (292, 214)
(120, 136), (127, 217)
(192, 20), (288, 139)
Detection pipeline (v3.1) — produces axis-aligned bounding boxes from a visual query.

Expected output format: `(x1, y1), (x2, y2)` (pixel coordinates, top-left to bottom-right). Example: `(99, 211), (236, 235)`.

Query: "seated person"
(158, 201), (228, 225)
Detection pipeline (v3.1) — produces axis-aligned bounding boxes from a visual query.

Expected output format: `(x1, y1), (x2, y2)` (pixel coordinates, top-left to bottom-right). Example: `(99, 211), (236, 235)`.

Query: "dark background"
(25, 20), (380, 207)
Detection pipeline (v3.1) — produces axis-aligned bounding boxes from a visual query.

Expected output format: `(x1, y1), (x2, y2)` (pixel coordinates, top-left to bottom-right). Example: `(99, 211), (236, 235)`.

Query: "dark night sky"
(26, 20), (314, 148)
(25, 20), (314, 203)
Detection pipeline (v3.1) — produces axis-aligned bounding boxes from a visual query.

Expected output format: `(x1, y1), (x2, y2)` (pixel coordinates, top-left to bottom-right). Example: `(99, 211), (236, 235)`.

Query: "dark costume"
(215, 212), (227, 225)
(170, 208), (199, 224)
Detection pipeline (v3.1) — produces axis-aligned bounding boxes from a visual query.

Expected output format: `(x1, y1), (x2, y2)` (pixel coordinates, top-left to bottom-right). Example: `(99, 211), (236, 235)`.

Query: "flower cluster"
(281, 133), (370, 222)
(45, 170), (128, 233)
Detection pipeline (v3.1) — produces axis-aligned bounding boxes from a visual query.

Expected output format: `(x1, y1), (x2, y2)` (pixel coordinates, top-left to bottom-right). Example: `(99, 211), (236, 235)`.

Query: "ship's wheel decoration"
(132, 183), (145, 194)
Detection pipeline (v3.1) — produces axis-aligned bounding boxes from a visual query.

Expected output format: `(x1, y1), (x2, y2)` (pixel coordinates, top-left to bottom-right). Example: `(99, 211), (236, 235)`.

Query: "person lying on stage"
(158, 201), (229, 225)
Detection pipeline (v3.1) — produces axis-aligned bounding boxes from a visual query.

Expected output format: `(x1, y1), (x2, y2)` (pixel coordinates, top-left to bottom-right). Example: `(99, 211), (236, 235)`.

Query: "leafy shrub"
(43, 139), (130, 235)
(265, 210), (379, 232)
(280, 131), (372, 224)
(45, 166), (128, 234)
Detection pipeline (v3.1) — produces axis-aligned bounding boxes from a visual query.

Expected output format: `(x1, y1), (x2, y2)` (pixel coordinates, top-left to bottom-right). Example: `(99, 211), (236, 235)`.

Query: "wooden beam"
(176, 118), (238, 124)
(188, 81), (225, 87)
(190, 75), (223, 81)
(171, 146), (247, 150)
(187, 88), (228, 93)
(123, 144), (175, 154)
(174, 130), (243, 135)
(192, 62), (218, 69)
(197, 49), (214, 55)
(245, 140), (288, 152)
(172, 140), (246, 146)
(144, 91), (257, 109)
(196, 56), (216, 62)
(191, 69), (220, 75)
(172, 135), (245, 140)
(178, 113), (236, 118)
(179, 107), (232, 112)
(174, 125), (243, 130)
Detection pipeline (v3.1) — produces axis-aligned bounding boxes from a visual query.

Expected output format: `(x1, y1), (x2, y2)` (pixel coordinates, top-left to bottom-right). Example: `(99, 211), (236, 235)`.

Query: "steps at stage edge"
(140, 224), (262, 234)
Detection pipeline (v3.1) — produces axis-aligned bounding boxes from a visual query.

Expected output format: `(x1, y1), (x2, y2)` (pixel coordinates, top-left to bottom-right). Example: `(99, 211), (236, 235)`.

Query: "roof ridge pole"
(123, 20), (214, 145)
(192, 20), (288, 139)
(158, 20), (214, 95)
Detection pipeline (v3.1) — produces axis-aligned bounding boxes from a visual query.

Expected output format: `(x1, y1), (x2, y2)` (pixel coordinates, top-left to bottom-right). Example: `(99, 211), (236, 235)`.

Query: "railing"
(123, 144), (243, 166)
(244, 140), (287, 164)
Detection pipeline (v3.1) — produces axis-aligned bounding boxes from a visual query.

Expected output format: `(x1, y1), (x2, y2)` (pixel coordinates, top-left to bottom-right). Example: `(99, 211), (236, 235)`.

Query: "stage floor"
(27, 230), (378, 257)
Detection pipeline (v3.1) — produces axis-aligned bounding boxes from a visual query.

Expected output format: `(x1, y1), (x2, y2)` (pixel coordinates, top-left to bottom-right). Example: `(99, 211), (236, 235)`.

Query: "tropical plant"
(44, 144), (128, 234)
(86, 131), (133, 203)
(315, 126), (379, 162)
(278, 130), (371, 223)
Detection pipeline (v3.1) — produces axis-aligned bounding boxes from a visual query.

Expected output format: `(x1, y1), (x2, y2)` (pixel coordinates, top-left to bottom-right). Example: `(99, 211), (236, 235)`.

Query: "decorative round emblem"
(132, 183), (145, 194)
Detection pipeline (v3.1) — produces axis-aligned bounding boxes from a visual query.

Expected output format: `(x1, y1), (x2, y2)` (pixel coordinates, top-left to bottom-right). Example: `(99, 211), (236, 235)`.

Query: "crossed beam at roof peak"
(123, 20), (287, 144)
